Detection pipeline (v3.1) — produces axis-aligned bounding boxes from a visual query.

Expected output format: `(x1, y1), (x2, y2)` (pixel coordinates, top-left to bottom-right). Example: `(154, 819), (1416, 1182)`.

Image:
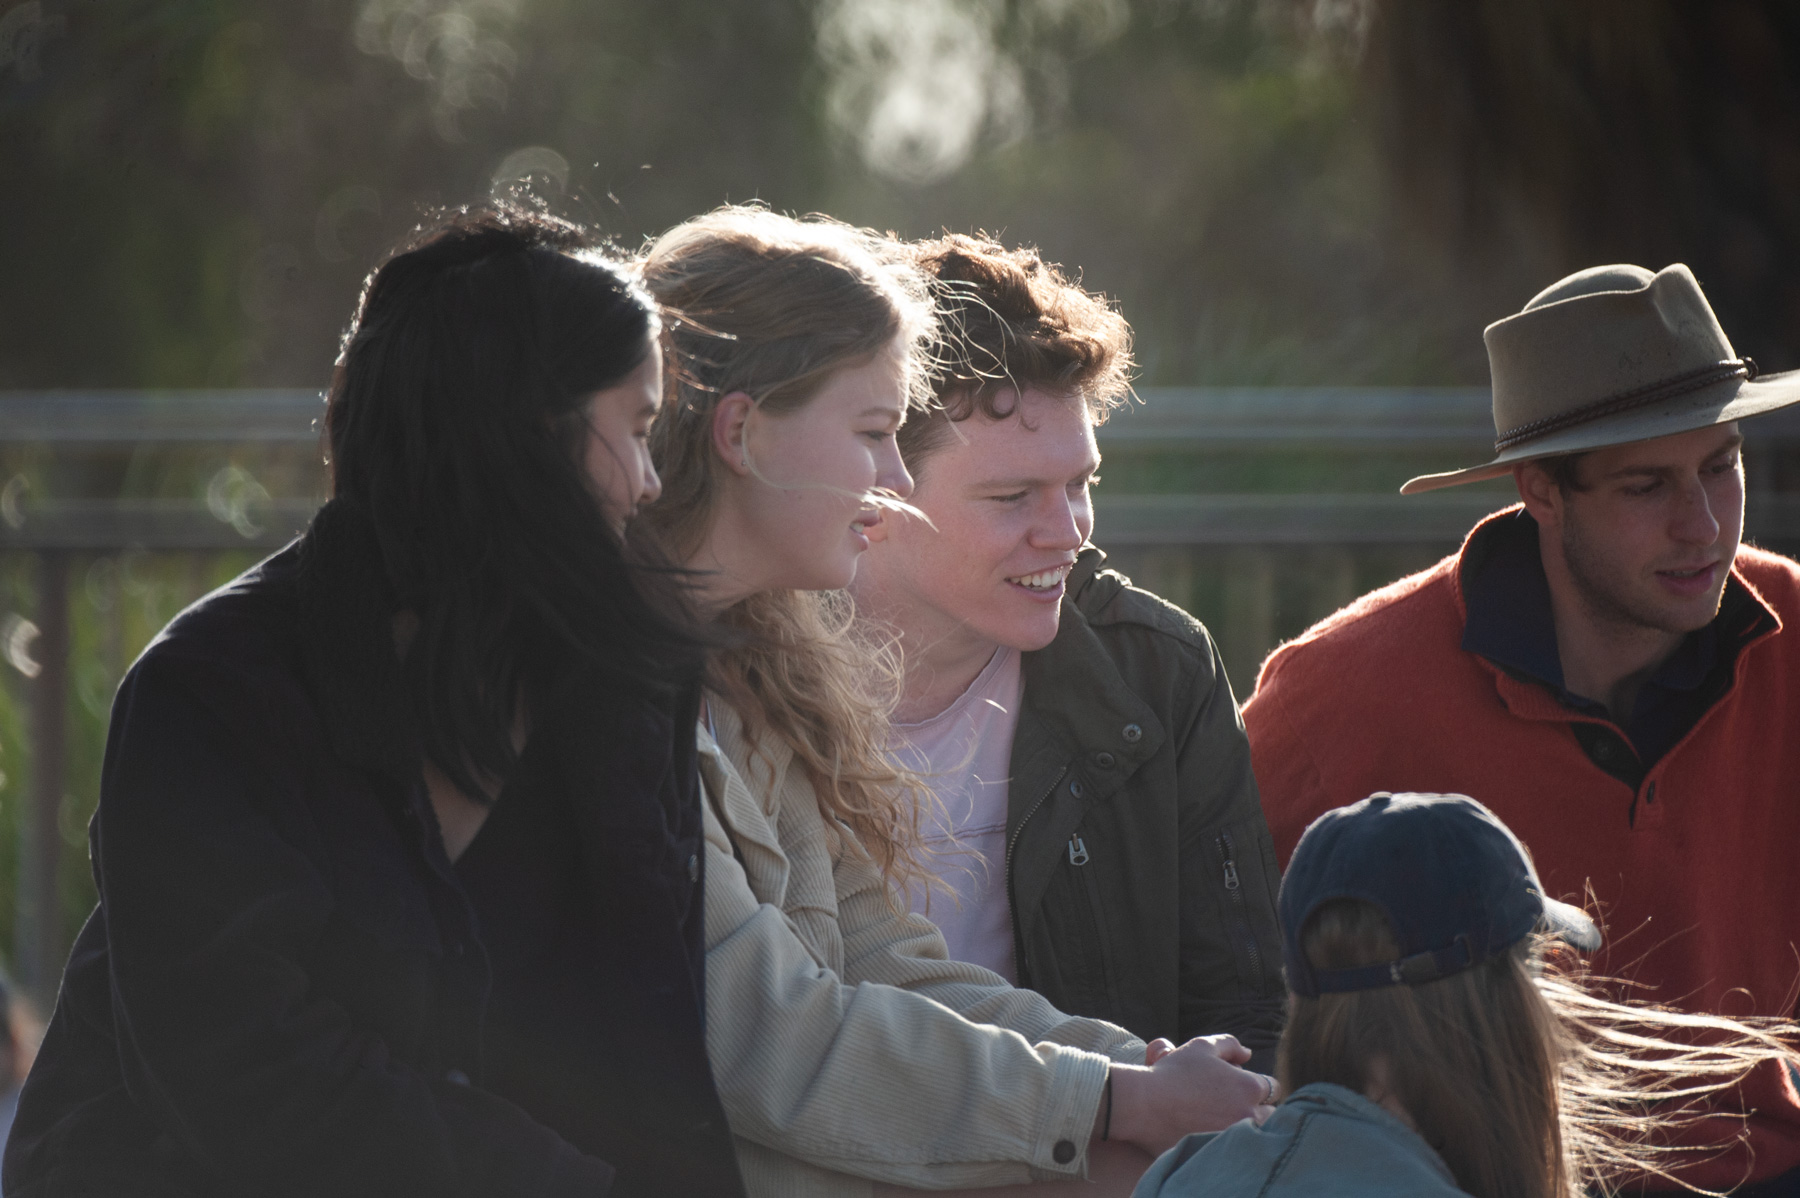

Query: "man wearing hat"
(1243, 263), (1800, 1195)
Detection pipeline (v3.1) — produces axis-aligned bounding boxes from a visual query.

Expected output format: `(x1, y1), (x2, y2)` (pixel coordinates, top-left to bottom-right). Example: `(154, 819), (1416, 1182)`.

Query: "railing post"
(18, 550), (69, 1010)
(1221, 547), (1276, 695)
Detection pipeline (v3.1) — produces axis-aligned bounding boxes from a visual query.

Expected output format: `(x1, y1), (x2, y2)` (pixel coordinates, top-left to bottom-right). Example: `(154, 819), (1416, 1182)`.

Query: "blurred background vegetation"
(3, 0), (1799, 994)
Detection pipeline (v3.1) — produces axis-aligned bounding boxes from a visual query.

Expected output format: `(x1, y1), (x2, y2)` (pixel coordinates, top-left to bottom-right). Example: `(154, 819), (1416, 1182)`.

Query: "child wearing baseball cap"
(1135, 792), (1800, 1198)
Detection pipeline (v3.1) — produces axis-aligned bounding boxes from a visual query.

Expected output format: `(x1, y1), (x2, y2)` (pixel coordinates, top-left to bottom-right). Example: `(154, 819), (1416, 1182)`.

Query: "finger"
(1214, 1037), (1252, 1066)
(1144, 1038), (1176, 1066)
(1251, 1104), (1276, 1126)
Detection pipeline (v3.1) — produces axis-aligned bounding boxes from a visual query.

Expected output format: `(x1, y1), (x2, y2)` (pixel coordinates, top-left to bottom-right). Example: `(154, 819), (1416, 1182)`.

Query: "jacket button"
(688, 852), (700, 882)
(1069, 780), (1085, 799)
(1121, 724), (1142, 743)
(1053, 1140), (1077, 1164)
(1094, 751), (1116, 769)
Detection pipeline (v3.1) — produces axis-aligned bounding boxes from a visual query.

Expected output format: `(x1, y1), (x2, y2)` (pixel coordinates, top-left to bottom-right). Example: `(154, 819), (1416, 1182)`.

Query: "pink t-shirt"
(893, 647), (1025, 982)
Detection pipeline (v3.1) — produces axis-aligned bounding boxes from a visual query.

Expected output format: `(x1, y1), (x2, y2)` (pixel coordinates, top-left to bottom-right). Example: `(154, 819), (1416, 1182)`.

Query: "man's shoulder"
(1737, 544), (1800, 609)
(1254, 553), (1462, 694)
(1074, 563), (1214, 649)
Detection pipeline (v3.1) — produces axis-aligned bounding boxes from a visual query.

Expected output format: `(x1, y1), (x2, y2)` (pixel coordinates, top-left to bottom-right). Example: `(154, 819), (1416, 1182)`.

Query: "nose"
(1671, 474), (1725, 546)
(875, 438), (914, 500)
(640, 457), (663, 506)
(1030, 488), (1088, 552)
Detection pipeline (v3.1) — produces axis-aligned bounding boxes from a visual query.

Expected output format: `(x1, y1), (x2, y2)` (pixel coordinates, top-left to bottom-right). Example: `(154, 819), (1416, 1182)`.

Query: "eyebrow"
(860, 405), (904, 422)
(971, 461), (1102, 490)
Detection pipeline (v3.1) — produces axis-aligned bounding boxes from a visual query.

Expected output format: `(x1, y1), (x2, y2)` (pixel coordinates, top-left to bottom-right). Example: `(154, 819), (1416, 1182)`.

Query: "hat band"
(1494, 357), (1757, 452)
(1305, 935), (1474, 995)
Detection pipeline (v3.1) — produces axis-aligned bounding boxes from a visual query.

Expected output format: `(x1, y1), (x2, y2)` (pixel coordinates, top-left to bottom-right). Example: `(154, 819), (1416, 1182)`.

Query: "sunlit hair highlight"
(638, 205), (939, 890)
(899, 232), (1134, 468)
(1281, 899), (1799, 1198)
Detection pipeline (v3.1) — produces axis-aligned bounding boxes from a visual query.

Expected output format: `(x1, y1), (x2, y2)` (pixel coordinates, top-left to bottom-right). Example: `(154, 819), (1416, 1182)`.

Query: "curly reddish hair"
(899, 232), (1134, 467)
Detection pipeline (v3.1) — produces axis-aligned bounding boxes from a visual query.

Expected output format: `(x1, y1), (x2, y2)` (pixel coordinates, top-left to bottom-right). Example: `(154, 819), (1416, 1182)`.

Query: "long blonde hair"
(1282, 900), (1799, 1198)
(639, 205), (939, 890)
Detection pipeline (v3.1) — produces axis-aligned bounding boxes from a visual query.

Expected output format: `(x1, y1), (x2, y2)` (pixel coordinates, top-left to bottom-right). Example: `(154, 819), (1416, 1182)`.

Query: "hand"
(1102, 1035), (1277, 1158)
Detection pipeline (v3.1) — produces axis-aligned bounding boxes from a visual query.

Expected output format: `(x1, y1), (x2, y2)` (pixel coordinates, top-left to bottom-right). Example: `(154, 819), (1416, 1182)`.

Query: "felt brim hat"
(1402, 263), (1800, 494)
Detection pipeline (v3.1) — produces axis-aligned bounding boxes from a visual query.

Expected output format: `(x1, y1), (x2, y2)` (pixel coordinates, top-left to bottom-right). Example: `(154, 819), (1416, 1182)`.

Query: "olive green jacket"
(1007, 546), (1286, 1065)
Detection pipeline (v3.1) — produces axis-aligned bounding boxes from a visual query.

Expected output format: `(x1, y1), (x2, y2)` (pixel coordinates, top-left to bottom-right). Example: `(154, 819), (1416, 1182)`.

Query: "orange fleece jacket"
(1245, 507), (1800, 1191)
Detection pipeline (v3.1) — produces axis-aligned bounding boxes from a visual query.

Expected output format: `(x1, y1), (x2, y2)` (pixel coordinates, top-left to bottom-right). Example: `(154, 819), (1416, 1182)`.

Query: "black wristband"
(1101, 1073), (1114, 1141)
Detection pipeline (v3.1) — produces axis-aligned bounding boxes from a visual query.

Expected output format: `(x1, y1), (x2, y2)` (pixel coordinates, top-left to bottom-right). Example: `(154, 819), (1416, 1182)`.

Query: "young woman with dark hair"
(3, 206), (745, 1198)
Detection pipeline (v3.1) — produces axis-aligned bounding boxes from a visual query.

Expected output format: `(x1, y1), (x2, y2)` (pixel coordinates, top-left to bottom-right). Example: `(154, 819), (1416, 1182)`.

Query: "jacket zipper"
(1004, 763), (1068, 985)
(1215, 830), (1263, 981)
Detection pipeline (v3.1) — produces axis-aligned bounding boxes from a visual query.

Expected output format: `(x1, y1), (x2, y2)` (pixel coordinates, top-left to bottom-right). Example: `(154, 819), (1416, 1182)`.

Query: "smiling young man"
(1244, 264), (1800, 1196)
(851, 235), (1286, 1071)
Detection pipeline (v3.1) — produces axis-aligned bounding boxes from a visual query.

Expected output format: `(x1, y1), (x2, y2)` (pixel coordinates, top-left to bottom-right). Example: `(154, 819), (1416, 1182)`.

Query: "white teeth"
(1008, 565), (1071, 590)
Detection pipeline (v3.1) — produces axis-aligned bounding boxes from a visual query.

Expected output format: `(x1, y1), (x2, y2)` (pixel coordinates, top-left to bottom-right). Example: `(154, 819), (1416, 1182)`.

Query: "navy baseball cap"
(1280, 792), (1600, 997)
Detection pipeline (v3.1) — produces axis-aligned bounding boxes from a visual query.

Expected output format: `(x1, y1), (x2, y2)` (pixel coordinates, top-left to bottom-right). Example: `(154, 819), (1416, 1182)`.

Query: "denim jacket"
(1133, 1083), (1470, 1198)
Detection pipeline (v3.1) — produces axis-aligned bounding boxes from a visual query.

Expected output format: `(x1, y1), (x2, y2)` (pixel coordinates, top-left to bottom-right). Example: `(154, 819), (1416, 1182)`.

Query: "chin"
(993, 609), (1063, 653)
(814, 555), (863, 593)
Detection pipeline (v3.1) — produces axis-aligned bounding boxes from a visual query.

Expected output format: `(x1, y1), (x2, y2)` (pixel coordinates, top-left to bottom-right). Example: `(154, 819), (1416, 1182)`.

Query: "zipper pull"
(1218, 831), (1241, 890)
(1067, 834), (1090, 867)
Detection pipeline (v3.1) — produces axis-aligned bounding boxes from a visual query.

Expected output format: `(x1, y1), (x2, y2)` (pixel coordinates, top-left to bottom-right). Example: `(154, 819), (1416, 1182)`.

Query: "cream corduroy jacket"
(697, 703), (1145, 1198)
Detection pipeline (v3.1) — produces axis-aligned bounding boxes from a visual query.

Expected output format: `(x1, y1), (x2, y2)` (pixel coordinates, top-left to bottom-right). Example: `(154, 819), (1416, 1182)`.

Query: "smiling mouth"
(1007, 564), (1072, 592)
(1655, 562), (1723, 593)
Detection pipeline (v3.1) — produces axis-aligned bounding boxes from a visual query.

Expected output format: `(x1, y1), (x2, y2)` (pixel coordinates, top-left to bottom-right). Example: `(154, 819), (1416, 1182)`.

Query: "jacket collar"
(1449, 504), (1783, 725)
(694, 701), (794, 898)
(1014, 545), (1164, 812)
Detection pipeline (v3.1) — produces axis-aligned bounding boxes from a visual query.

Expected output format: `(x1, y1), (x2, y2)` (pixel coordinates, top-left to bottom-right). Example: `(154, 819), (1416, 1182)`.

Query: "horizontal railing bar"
(1090, 493), (1800, 546)
(0, 499), (317, 550)
(8, 388), (1800, 449)
(1097, 388), (1800, 449)
(8, 493), (1797, 552)
(0, 391), (326, 443)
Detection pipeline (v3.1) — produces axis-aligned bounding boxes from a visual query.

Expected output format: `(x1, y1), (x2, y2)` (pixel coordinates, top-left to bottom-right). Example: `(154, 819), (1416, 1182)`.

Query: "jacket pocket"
(1212, 826), (1268, 993)
(1029, 823), (1118, 1017)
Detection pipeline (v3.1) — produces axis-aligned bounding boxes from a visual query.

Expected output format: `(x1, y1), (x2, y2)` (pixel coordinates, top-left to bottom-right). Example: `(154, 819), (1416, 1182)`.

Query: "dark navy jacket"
(3, 500), (745, 1198)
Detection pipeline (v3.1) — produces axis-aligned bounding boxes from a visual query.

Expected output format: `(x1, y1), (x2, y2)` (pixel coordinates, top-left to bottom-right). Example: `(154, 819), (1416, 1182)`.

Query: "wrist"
(1094, 1064), (1150, 1149)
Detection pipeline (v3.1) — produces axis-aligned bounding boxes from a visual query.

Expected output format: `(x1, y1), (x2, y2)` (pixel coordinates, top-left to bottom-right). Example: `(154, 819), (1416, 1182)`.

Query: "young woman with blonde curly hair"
(638, 206), (1273, 1198)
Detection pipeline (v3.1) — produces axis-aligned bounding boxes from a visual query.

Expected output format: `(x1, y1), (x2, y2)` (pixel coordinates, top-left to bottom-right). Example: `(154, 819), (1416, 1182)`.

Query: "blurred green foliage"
(0, 0), (1518, 395)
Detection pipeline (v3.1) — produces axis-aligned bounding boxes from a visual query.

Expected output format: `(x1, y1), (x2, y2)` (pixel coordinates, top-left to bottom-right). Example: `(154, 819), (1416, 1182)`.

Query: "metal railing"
(4, 386), (1799, 1004)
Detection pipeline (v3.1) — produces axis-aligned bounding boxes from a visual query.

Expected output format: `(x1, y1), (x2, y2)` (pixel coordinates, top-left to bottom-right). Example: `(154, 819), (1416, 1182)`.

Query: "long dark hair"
(326, 203), (702, 801)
